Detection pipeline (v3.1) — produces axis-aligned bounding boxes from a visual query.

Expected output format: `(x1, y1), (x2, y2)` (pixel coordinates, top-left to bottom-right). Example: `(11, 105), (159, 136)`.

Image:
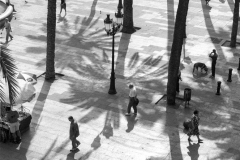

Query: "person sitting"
(5, 106), (21, 144)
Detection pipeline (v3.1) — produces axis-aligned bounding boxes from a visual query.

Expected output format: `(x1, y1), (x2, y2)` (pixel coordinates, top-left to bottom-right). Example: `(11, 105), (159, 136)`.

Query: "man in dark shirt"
(68, 116), (80, 152)
(209, 49), (218, 78)
(6, 107), (21, 143)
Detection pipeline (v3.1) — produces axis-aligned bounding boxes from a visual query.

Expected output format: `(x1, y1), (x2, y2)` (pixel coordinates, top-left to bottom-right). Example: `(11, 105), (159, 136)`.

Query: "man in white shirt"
(125, 84), (138, 116)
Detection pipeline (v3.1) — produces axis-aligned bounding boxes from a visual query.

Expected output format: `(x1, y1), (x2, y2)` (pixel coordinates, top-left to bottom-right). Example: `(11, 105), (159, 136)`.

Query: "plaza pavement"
(0, 0), (240, 159)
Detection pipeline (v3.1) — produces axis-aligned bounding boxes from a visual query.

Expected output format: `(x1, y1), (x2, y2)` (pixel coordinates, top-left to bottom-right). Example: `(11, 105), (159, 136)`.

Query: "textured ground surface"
(0, 0), (240, 159)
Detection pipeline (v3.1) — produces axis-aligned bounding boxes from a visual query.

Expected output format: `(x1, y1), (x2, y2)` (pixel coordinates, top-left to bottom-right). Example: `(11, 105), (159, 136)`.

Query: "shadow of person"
(126, 116), (138, 133)
(187, 141), (200, 160)
(205, 5), (212, 11)
(183, 56), (192, 65)
(57, 14), (66, 23)
(102, 124), (113, 139)
(91, 134), (101, 150)
(66, 150), (79, 160)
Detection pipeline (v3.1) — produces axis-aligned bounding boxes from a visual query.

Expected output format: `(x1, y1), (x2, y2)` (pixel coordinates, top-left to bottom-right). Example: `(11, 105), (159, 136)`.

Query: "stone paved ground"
(0, 0), (240, 159)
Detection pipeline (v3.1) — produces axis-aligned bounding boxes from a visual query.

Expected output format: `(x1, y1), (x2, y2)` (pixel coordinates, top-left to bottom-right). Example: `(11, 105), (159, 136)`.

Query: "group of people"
(175, 49), (218, 143)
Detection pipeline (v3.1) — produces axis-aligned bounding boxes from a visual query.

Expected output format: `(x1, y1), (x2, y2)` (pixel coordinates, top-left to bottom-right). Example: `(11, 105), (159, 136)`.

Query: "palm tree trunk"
(167, 0), (189, 105)
(230, 0), (239, 47)
(121, 0), (135, 34)
(45, 0), (56, 80)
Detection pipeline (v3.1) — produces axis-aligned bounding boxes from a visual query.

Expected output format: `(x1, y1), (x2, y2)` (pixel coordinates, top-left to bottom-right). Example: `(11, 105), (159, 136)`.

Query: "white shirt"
(129, 87), (137, 97)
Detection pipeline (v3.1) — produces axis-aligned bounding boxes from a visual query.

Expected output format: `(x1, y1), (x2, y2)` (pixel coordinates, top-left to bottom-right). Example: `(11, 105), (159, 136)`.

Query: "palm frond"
(0, 81), (5, 102)
(0, 46), (19, 105)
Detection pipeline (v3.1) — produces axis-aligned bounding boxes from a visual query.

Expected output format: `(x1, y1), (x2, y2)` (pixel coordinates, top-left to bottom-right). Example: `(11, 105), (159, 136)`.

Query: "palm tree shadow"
(115, 33), (131, 78)
(125, 116), (138, 133)
(31, 79), (53, 125)
(187, 141), (200, 160)
(165, 101), (183, 160)
(10, 79), (54, 159)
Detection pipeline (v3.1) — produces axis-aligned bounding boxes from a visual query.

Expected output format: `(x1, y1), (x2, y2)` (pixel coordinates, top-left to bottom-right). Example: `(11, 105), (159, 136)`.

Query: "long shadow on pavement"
(187, 141), (200, 160)
(22, 79), (53, 159)
(125, 115), (138, 133)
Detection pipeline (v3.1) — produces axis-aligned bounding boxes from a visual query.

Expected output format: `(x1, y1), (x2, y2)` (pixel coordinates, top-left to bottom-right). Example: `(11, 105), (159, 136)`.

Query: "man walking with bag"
(68, 116), (80, 152)
(125, 84), (138, 116)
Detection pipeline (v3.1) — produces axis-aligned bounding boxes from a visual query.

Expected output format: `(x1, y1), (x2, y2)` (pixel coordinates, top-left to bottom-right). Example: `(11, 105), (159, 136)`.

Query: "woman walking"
(188, 110), (203, 143)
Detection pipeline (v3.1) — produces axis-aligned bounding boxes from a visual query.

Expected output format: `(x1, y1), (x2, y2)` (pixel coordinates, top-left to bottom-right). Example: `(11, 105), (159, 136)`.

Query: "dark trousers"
(176, 80), (180, 92)
(70, 136), (80, 149)
(127, 97), (137, 114)
(6, 32), (13, 42)
(211, 62), (216, 77)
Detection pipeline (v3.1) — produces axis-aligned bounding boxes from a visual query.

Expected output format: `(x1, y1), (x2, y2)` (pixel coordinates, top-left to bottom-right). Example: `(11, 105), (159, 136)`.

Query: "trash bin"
(184, 88), (191, 101)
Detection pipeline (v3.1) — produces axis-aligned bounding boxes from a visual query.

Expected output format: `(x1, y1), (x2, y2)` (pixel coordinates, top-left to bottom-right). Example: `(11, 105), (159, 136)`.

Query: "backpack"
(183, 119), (193, 130)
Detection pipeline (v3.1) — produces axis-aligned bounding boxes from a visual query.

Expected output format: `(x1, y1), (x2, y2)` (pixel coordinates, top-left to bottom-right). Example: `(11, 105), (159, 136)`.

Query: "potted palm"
(0, 46), (32, 140)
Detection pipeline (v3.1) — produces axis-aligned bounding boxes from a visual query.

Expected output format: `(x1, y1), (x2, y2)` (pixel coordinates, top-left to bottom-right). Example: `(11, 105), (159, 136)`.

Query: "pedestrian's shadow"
(66, 150), (79, 160)
(126, 116), (138, 133)
(182, 56), (192, 65)
(102, 124), (113, 139)
(205, 5), (212, 11)
(91, 134), (101, 150)
(187, 141), (200, 160)
(57, 14), (66, 23)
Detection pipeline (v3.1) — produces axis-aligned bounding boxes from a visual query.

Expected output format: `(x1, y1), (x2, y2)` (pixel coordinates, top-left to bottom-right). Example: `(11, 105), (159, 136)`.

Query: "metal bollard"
(238, 58), (240, 70)
(216, 81), (221, 95)
(227, 68), (233, 82)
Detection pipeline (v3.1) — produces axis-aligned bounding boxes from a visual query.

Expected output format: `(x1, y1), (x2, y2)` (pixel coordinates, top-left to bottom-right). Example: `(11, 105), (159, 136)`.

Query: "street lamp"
(104, 12), (123, 95)
(117, 0), (123, 11)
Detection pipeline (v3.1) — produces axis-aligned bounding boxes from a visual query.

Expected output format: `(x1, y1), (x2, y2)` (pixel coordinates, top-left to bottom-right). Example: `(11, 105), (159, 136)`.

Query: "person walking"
(4, 18), (13, 43)
(68, 116), (80, 152)
(209, 49), (218, 78)
(5, 106), (21, 144)
(176, 69), (182, 93)
(187, 110), (203, 143)
(125, 84), (138, 116)
(60, 0), (66, 15)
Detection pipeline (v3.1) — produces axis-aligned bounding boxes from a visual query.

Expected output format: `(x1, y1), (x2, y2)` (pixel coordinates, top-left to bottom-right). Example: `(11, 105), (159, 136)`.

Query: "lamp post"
(118, 0), (123, 11)
(104, 12), (123, 95)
